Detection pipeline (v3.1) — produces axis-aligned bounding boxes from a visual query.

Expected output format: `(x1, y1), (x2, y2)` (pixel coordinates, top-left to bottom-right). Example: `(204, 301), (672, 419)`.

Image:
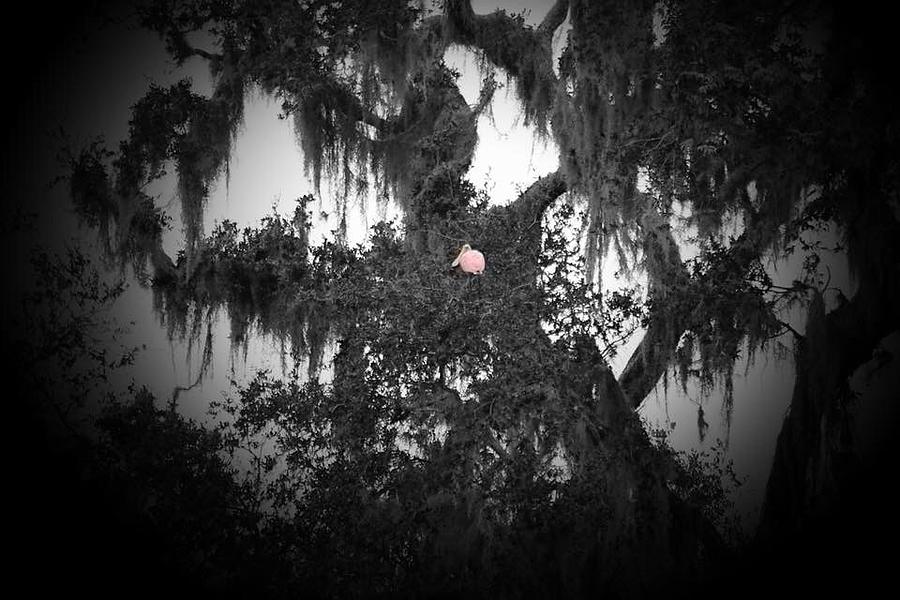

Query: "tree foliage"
(39, 0), (900, 596)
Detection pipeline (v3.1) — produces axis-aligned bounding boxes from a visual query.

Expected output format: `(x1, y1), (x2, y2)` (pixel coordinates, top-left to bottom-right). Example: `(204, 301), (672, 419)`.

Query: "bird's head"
(451, 244), (472, 267)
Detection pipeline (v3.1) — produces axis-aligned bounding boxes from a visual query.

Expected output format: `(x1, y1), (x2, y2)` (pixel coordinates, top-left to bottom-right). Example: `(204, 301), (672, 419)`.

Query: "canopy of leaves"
(61, 0), (897, 401)
(43, 0), (900, 596)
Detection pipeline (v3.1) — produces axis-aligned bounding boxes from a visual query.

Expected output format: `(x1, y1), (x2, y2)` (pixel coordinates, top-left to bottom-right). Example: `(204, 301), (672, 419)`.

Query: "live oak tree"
(54, 0), (899, 597)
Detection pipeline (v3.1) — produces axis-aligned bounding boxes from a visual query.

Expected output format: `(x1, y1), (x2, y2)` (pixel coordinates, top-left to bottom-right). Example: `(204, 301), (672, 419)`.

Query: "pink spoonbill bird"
(451, 244), (485, 275)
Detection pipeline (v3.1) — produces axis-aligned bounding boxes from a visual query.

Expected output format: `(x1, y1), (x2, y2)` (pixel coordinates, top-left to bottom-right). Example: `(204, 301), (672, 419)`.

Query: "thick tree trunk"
(754, 180), (900, 593)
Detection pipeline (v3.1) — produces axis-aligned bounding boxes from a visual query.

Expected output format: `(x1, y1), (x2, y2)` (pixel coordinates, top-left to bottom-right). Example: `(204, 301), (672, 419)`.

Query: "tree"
(42, 0), (900, 597)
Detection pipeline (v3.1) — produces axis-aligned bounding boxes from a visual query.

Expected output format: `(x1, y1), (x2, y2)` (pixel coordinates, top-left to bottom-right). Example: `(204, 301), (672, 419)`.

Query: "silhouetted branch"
(537, 0), (570, 39)
(442, 0), (558, 124)
(620, 211), (779, 409)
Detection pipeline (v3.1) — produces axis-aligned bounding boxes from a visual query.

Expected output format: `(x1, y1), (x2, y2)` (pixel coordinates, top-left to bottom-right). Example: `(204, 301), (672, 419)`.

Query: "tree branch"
(442, 0), (558, 124)
(164, 29), (223, 65)
(537, 0), (570, 40)
(321, 79), (393, 133)
(483, 169), (567, 258)
(514, 168), (567, 219)
(619, 208), (778, 410)
(619, 210), (689, 409)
